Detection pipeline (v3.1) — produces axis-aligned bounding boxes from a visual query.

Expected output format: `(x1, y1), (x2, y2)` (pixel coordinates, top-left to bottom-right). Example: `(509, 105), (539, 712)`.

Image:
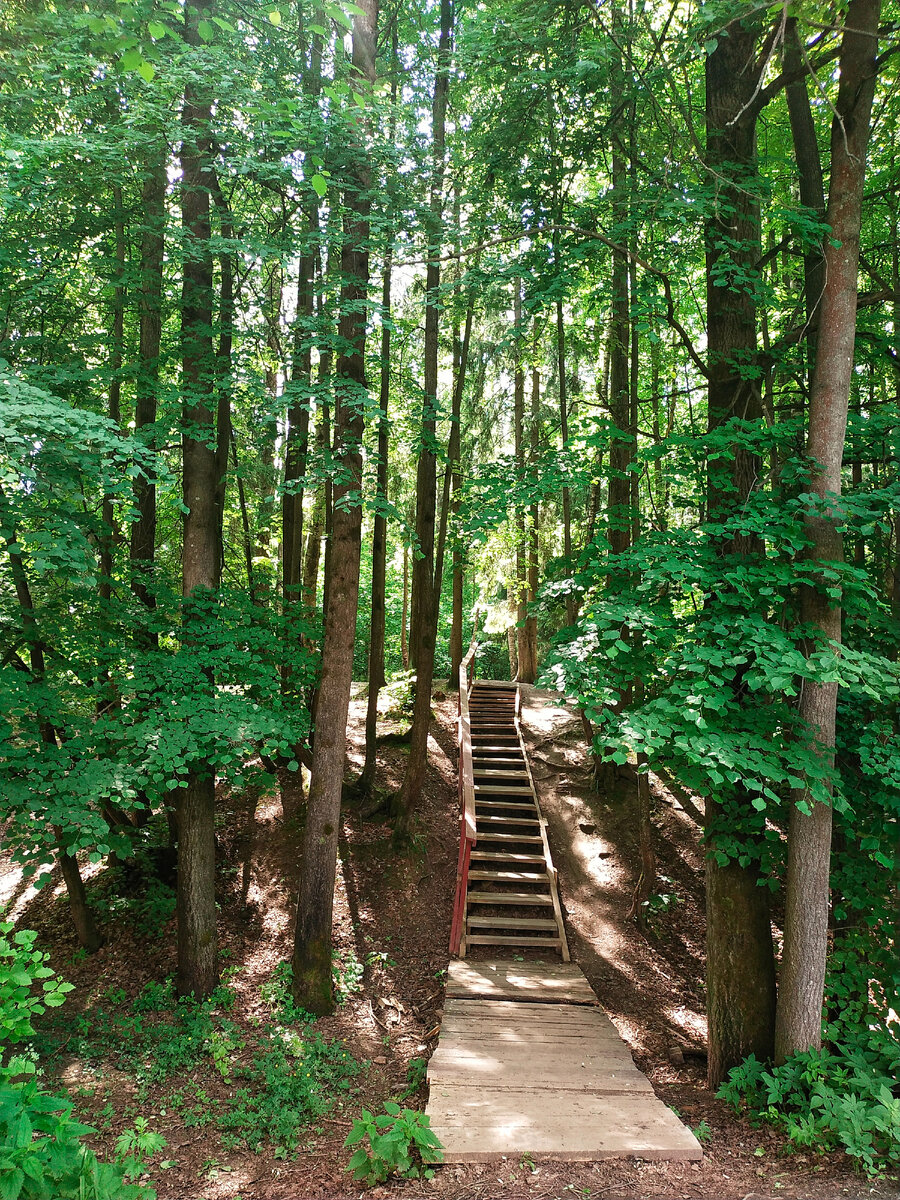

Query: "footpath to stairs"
(429, 672), (703, 1164)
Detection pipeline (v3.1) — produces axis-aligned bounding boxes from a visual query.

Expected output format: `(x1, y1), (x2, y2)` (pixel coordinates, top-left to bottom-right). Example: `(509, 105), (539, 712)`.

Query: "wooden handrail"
(450, 629), (479, 955)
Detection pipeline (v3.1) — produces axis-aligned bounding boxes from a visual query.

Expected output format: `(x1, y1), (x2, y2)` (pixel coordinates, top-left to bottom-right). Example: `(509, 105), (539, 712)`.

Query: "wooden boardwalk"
(434, 667), (702, 1163)
(427, 960), (703, 1162)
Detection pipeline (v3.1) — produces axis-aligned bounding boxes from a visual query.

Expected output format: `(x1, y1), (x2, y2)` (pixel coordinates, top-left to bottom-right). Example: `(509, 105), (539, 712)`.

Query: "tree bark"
(131, 148), (166, 630)
(177, 0), (221, 999)
(704, 13), (777, 1086)
(775, 0), (880, 1063)
(292, 0), (377, 1014)
(359, 243), (393, 794)
(393, 0), (452, 846)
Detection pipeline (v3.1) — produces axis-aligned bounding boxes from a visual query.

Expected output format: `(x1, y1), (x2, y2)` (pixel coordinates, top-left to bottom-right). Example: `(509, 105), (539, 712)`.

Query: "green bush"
(344, 1102), (443, 1186)
(0, 921), (151, 1199)
(718, 1041), (900, 1175)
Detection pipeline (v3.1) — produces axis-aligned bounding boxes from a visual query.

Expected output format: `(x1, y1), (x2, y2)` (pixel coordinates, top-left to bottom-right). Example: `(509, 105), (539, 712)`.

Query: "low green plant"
(692, 1119), (712, 1144)
(344, 1102), (443, 1186)
(399, 1056), (427, 1098)
(215, 1025), (360, 1156)
(115, 1116), (167, 1181)
(718, 1042), (900, 1175)
(0, 922), (73, 1042)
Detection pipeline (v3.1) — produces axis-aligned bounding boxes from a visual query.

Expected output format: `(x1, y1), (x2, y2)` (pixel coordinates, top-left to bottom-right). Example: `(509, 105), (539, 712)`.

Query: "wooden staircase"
(450, 668), (569, 959)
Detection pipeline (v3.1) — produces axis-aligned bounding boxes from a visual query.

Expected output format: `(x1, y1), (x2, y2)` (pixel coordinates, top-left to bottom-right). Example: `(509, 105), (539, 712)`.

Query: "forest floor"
(3, 684), (897, 1200)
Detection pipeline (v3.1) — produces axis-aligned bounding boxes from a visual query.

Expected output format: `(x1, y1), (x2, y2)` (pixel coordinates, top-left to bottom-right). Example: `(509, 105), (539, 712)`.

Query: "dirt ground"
(3, 683), (897, 1200)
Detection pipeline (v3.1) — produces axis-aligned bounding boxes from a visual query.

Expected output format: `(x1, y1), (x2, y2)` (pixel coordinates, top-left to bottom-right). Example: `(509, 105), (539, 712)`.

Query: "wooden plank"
(467, 869), (549, 882)
(426, 1087), (703, 1162)
(465, 892), (553, 905)
(470, 851), (545, 862)
(446, 960), (597, 1004)
(466, 934), (562, 948)
(445, 999), (617, 1026)
(467, 916), (560, 930)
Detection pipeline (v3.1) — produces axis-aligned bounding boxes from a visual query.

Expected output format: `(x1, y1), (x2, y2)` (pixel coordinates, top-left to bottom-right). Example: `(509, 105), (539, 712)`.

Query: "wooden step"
(467, 916), (560, 931)
(475, 800), (536, 810)
(466, 934), (562, 947)
(466, 892), (554, 905)
(474, 785), (534, 795)
(473, 769), (530, 780)
(477, 832), (543, 844)
(468, 870), (549, 881)
(476, 816), (540, 827)
(470, 851), (545, 863)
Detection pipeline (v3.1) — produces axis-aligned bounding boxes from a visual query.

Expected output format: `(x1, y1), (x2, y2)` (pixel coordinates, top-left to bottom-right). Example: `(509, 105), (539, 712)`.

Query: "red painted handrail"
(449, 631), (478, 955)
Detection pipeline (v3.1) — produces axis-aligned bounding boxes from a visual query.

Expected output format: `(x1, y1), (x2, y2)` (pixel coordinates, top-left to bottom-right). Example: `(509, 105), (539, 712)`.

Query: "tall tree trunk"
(704, 14), (777, 1087)
(783, 16), (827, 388)
(393, 0), (452, 846)
(775, 0), (881, 1063)
(292, 0), (377, 1014)
(177, 0), (221, 999)
(359, 244), (393, 794)
(608, 138), (631, 557)
(131, 149), (166, 631)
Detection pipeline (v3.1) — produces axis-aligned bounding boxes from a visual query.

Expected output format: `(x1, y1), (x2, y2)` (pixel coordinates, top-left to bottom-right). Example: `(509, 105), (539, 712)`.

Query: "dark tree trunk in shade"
(703, 15), (777, 1086)
(292, 0), (377, 1015)
(783, 16), (826, 387)
(775, 0), (880, 1063)
(393, 0), (452, 846)
(131, 149), (166, 629)
(608, 139), (630, 558)
(177, 0), (221, 999)
(360, 244), (393, 794)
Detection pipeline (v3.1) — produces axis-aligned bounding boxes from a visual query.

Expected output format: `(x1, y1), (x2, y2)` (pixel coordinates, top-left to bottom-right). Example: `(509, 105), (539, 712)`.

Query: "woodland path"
(426, 678), (703, 1163)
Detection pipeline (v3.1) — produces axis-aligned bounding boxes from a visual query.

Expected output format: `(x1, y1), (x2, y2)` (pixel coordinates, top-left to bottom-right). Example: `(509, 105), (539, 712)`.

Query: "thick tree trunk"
(704, 14), (777, 1086)
(292, 0), (377, 1014)
(177, 0), (221, 999)
(775, 0), (880, 1063)
(513, 280), (536, 683)
(393, 0), (452, 846)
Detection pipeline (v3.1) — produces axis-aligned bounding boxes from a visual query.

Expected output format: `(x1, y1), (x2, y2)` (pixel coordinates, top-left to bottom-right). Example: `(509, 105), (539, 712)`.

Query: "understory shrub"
(718, 1040), (900, 1175)
(344, 1102), (443, 1186)
(0, 921), (151, 1199)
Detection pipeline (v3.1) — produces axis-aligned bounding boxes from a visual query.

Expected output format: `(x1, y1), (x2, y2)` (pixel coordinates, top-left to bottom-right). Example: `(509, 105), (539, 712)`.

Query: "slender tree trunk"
(400, 541), (409, 670)
(1, 498), (103, 951)
(292, 0), (377, 1014)
(131, 150), (166, 630)
(177, 0), (221, 999)
(783, 16), (826, 386)
(704, 14), (777, 1086)
(393, 0), (452, 846)
(359, 243), (393, 794)
(524, 335), (540, 675)
(775, 0), (880, 1063)
(513, 280), (536, 683)
(608, 139), (630, 557)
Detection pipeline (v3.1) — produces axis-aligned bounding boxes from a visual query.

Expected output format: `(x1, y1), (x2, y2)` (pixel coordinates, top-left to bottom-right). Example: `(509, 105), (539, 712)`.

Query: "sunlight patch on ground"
(665, 1003), (708, 1041)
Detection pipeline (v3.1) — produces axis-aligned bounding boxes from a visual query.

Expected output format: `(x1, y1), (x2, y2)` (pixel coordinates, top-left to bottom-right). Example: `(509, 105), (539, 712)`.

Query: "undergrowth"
(718, 1036), (900, 1175)
(38, 972), (363, 1160)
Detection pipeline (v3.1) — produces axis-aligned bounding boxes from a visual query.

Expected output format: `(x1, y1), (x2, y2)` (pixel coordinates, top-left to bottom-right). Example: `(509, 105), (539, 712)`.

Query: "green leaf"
(311, 174), (328, 198)
(137, 59), (156, 82)
(268, 9), (282, 25)
(197, 18), (214, 40)
(147, 20), (167, 38)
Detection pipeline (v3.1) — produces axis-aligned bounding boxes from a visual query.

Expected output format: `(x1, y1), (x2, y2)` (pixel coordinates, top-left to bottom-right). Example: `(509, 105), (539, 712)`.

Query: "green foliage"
(0, 923), (73, 1044)
(718, 1041), (900, 1175)
(344, 1102), (443, 1186)
(0, 924), (151, 1200)
(114, 1117), (166, 1183)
